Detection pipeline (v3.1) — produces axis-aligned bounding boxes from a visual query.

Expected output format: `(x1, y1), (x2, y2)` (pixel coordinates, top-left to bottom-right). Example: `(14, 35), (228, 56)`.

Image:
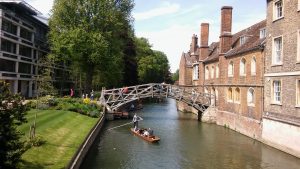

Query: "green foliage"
(0, 81), (28, 169)
(172, 69), (179, 83)
(49, 0), (135, 90)
(23, 135), (46, 151)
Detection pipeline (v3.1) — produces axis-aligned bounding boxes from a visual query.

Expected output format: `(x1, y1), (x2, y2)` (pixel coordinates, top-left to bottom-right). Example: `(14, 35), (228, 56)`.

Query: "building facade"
(0, 0), (71, 97)
(263, 0), (300, 158)
(179, 6), (266, 140)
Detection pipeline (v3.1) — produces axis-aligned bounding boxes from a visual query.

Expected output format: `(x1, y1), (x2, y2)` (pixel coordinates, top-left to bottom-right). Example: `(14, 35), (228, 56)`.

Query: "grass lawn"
(18, 109), (99, 169)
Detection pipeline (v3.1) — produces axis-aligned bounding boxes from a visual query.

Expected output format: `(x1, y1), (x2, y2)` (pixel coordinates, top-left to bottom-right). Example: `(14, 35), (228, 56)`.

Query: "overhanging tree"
(49, 0), (134, 91)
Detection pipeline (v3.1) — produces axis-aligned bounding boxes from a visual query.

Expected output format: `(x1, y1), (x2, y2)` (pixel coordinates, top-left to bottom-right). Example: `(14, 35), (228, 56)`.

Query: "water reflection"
(81, 99), (300, 169)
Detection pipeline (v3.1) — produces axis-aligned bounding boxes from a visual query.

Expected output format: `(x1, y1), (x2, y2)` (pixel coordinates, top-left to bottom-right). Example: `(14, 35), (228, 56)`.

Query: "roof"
(182, 52), (198, 67)
(0, 0), (42, 15)
(204, 20), (266, 63)
(0, 0), (49, 26)
(225, 20), (266, 57)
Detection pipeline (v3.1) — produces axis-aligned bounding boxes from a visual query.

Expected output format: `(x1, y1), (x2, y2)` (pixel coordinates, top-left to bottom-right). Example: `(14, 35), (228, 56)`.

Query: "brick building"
(0, 0), (72, 97)
(179, 6), (266, 139)
(263, 0), (300, 158)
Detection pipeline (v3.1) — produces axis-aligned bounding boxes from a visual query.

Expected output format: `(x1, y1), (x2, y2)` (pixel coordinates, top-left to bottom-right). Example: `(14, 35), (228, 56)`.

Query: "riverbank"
(18, 109), (99, 169)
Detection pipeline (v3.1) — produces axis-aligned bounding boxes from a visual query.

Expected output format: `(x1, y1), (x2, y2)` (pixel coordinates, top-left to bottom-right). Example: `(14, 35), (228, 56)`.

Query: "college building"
(179, 0), (300, 158)
(0, 0), (72, 97)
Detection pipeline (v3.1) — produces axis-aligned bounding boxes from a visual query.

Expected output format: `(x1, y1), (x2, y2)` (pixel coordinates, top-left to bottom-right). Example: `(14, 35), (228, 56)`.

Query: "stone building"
(179, 6), (266, 140)
(0, 0), (72, 97)
(263, 0), (300, 158)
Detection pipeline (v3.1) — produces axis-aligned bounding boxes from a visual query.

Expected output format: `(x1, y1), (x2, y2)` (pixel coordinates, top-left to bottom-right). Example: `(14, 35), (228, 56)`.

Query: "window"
(227, 87), (233, 102)
(235, 88), (240, 103)
(211, 66), (215, 79)
(193, 65), (199, 80)
(273, 80), (281, 103)
(0, 58), (15, 72)
(18, 62), (31, 74)
(247, 88), (255, 106)
(205, 66), (209, 79)
(20, 28), (33, 41)
(211, 88), (215, 106)
(297, 80), (300, 106)
(1, 19), (17, 35)
(298, 0), (300, 11)
(240, 36), (246, 45)
(204, 87), (208, 94)
(274, 0), (283, 20)
(228, 61), (234, 77)
(251, 57), (256, 75)
(215, 89), (218, 100)
(216, 64), (219, 78)
(260, 28), (266, 39)
(273, 36), (282, 64)
(19, 45), (32, 58)
(297, 30), (300, 62)
(240, 58), (246, 76)
(1, 39), (16, 54)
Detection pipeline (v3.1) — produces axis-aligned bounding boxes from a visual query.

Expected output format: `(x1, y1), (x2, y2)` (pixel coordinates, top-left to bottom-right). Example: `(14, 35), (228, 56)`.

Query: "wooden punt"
(130, 128), (160, 143)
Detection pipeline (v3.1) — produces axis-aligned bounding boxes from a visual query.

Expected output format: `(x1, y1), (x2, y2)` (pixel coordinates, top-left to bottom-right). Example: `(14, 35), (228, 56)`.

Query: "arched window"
(240, 58), (246, 76)
(215, 89), (218, 100)
(216, 64), (219, 78)
(211, 66), (215, 79)
(211, 88), (215, 106)
(205, 66), (209, 79)
(247, 88), (255, 106)
(193, 65), (199, 80)
(251, 57), (256, 75)
(235, 88), (240, 103)
(228, 61), (234, 77)
(228, 87), (233, 102)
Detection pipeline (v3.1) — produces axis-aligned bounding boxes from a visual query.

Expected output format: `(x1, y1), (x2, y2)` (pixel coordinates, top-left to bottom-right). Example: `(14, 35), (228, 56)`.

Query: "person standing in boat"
(132, 113), (142, 131)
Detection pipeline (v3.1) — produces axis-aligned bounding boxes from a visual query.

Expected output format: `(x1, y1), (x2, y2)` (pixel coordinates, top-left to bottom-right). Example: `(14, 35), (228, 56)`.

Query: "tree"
(172, 69), (179, 84)
(49, 0), (134, 91)
(0, 81), (28, 169)
(138, 50), (171, 84)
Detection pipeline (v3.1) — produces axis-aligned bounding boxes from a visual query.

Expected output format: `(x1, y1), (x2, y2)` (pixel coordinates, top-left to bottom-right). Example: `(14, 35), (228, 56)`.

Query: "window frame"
(272, 36), (283, 65)
(228, 61), (234, 77)
(247, 88), (255, 107)
(260, 28), (266, 39)
(205, 66), (209, 80)
(296, 79), (300, 107)
(216, 64), (219, 78)
(193, 64), (199, 80)
(251, 56), (256, 75)
(273, 0), (284, 21)
(227, 87), (233, 102)
(297, 30), (300, 63)
(272, 80), (282, 105)
(211, 66), (215, 79)
(240, 58), (246, 76)
(234, 88), (241, 104)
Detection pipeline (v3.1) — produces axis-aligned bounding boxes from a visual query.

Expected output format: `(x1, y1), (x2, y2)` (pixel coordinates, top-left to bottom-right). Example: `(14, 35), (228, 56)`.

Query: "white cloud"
(133, 2), (180, 21)
(27, 0), (54, 16)
(137, 24), (198, 73)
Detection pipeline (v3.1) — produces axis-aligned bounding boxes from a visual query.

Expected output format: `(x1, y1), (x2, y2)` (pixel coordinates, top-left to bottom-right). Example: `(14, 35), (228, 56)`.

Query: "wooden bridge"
(99, 83), (215, 115)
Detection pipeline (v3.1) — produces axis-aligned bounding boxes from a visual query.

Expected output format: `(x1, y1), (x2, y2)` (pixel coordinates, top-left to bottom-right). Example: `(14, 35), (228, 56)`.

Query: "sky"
(27, 0), (266, 73)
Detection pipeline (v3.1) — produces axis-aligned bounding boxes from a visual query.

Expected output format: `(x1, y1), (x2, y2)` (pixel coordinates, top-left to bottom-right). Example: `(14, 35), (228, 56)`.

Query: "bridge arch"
(99, 83), (215, 117)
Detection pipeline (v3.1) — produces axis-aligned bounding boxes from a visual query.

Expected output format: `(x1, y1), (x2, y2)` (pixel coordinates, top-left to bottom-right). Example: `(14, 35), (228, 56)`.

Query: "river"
(81, 99), (300, 169)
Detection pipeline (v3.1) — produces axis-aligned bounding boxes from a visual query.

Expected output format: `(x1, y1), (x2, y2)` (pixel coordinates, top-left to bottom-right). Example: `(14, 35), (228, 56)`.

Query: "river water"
(81, 99), (300, 169)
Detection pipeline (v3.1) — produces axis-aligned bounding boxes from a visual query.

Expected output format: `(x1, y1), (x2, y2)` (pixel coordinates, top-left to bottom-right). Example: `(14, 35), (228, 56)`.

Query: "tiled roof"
(225, 20), (266, 57)
(203, 20), (266, 63)
(183, 52), (198, 67)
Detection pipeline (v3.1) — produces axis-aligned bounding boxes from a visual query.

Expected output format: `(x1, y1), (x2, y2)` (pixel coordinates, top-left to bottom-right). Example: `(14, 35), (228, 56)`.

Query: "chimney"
(190, 34), (198, 54)
(219, 6), (233, 54)
(199, 23), (209, 60)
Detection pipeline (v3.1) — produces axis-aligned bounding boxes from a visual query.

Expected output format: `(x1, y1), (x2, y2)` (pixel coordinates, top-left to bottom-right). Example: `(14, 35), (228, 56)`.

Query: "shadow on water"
(81, 99), (300, 169)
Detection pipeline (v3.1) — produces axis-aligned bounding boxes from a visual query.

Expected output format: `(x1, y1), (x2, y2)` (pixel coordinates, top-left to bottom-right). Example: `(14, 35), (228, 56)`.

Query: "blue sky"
(28, 0), (266, 72)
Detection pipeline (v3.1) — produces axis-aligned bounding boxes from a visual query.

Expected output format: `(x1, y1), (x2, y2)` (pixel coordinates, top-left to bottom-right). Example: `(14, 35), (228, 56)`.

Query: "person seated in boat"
(148, 128), (153, 136)
(143, 130), (149, 137)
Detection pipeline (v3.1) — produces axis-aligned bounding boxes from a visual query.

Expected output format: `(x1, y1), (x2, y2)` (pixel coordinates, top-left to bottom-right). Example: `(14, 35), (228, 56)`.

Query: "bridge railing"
(100, 83), (215, 113)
